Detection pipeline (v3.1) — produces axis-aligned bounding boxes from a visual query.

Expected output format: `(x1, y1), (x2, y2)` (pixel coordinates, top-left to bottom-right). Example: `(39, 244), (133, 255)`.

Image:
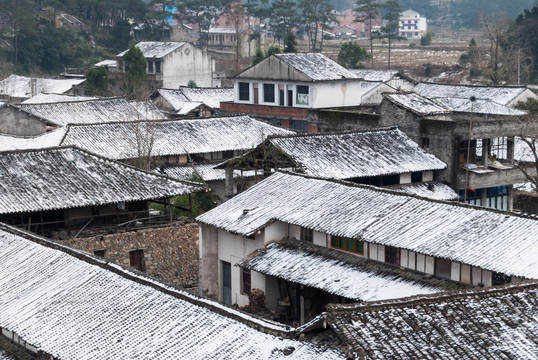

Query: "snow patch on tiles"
(197, 172), (538, 279)
(275, 53), (359, 81)
(0, 226), (343, 359)
(0, 75), (85, 99)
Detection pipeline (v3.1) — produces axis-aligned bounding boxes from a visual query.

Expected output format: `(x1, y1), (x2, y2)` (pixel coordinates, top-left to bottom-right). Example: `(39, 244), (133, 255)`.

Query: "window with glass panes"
(331, 236), (364, 255)
(300, 227), (313, 242)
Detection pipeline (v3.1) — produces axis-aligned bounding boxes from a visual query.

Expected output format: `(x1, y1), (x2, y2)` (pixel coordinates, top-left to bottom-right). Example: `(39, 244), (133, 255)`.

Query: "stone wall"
(61, 222), (199, 289)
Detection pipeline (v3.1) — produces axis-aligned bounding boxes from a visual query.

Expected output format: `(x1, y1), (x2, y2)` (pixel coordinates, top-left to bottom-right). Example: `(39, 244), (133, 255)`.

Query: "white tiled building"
(399, 9), (427, 39)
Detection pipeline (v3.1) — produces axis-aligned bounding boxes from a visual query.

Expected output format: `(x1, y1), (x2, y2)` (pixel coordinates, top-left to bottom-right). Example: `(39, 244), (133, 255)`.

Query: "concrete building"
(117, 42), (220, 88)
(220, 53), (362, 132)
(399, 9), (427, 39)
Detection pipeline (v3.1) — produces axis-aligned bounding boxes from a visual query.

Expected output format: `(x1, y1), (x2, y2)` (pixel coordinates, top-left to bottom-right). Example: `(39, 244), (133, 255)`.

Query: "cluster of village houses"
(0, 41), (537, 359)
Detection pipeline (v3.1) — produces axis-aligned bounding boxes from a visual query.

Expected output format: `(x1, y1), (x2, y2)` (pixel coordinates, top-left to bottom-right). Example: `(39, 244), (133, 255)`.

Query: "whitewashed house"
(230, 53), (361, 109)
(117, 41), (219, 88)
(197, 172), (538, 323)
(399, 9), (427, 39)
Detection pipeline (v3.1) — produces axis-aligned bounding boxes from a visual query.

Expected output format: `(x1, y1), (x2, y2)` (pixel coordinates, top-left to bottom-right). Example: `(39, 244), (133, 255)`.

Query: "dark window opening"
(492, 272), (512, 285)
(435, 258), (452, 280)
(155, 62), (161, 73)
(411, 172), (423, 183)
(129, 249), (145, 272)
(94, 249), (106, 258)
(385, 246), (400, 266)
(381, 174), (400, 186)
(242, 268), (251, 294)
(263, 83), (275, 103)
(300, 227), (313, 242)
(239, 82), (250, 101)
(265, 119), (282, 127)
(147, 61), (153, 73)
(290, 120), (308, 132)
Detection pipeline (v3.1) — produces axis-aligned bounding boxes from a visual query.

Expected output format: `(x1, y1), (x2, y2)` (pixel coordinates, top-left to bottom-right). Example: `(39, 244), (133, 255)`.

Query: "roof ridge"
(20, 96), (123, 106)
(267, 126), (398, 140)
(0, 222), (298, 337)
(326, 280), (538, 314)
(276, 171), (538, 221)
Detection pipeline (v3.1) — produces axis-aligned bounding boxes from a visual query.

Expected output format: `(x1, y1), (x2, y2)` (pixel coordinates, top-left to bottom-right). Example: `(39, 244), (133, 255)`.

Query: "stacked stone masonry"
(61, 223), (199, 288)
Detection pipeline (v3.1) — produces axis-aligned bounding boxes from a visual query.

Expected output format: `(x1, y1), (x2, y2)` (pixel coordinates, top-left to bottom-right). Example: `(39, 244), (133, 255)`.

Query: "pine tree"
(354, 0), (379, 67)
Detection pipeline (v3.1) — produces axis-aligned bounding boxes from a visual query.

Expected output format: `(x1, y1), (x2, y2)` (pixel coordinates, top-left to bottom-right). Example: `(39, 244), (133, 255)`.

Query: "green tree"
(284, 32), (298, 53)
(184, 0), (220, 47)
(337, 42), (371, 68)
(269, 0), (298, 46)
(379, 0), (403, 69)
(252, 46), (265, 65)
(123, 43), (149, 100)
(85, 66), (109, 96)
(299, 0), (337, 52)
(354, 0), (379, 67)
(420, 30), (432, 46)
(508, 5), (538, 83)
(266, 43), (282, 56)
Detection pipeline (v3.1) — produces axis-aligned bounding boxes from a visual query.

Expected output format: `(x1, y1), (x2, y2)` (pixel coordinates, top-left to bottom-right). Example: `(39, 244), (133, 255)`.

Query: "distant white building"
(117, 42), (220, 88)
(399, 9), (427, 39)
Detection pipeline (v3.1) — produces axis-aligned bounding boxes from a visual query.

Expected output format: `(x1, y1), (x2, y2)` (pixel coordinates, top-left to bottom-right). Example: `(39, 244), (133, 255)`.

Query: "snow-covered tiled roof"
(386, 181), (459, 201)
(60, 116), (294, 160)
(0, 224), (342, 359)
(0, 129), (65, 152)
(161, 163), (259, 182)
(94, 59), (117, 67)
(22, 93), (99, 104)
(266, 128), (446, 179)
(413, 82), (529, 106)
(274, 53), (359, 81)
(0, 147), (202, 215)
(19, 98), (144, 126)
(117, 41), (186, 58)
(238, 239), (462, 301)
(435, 97), (528, 116)
(197, 172), (538, 279)
(207, 27), (237, 33)
(348, 69), (398, 82)
(157, 87), (234, 110)
(0, 75), (85, 99)
(384, 93), (451, 116)
(130, 100), (167, 120)
(323, 282), (538, 359)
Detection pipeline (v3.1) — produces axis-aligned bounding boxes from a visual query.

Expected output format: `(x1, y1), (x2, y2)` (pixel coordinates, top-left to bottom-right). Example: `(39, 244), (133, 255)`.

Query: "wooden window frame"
(300, 227), (313, 242)
(331, 236), (364, 255)
(241, 268), (251, 295)
(385, 246), (400, 266)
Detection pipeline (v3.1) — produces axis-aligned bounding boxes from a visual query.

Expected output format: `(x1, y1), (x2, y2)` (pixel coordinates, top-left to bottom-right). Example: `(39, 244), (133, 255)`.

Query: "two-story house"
(117, 41), (219, 88)
(220, 53), (362, 132)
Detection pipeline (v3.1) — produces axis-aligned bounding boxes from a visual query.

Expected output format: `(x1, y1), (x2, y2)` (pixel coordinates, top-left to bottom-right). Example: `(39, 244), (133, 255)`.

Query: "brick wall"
(61, 223), (199, 289)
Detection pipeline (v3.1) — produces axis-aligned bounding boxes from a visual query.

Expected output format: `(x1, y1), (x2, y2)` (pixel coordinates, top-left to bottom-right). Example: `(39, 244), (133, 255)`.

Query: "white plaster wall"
(425, 256), (435, 274)
(289, 224), (301, 239)
(251, 270), (266, 296)
(400, 173), (411, 184)
(461, 264), (471, 284)
(217, 229), (264, 307)
(423, 171), (434, 182)
(264, 221), (288, 244)
(482, 270), (492, 287)
(416, 253), (425, 273)
(472, 267), (482, 286)
(451, 262), (461, 282)
(313, 231), (326, 246)
(311, 81), (362, 108)
(377, 245), (385, 263)
(408, 251), (416, 270)
(401, 249), (409, 268)
(161, 43), (214, 88)
(369, 243), (378, 261)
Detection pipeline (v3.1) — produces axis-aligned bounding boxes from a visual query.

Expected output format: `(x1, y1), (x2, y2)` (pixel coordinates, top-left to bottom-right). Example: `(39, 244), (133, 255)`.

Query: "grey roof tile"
(197, 172), (538, 279)
(117, 41), (186, 58)
(274, 53), (359, 81)
(0, 147), (201, 214)
(267, 128), (446, 179)
(0, 224), (344, 359)
(238, 238), (464, 301)
(324, 282), (538, 359)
